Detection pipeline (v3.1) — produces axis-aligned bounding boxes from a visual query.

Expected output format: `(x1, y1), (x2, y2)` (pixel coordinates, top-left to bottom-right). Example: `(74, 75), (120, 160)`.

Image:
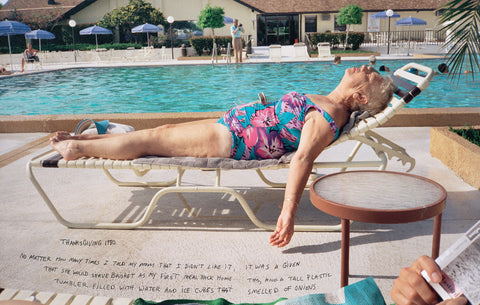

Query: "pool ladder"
(211, 42), (231, 65)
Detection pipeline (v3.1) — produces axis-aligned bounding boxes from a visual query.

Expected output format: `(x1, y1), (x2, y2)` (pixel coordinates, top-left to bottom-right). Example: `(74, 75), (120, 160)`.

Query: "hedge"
(190, 36), (244, 56)
(308, 32), (365, 50)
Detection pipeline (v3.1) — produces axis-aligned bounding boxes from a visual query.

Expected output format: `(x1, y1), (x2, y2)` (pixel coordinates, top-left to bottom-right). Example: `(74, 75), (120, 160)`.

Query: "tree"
(337, 5), (363, 50)
(98, 0), (166, 31)
(197, 4), (225, 41)
(438, 0), (480, 80)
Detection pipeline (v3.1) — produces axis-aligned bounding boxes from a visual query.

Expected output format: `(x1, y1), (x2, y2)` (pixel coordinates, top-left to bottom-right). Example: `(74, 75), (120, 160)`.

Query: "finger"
(404, 272), (438, 304)
(415, 255), (442, 283)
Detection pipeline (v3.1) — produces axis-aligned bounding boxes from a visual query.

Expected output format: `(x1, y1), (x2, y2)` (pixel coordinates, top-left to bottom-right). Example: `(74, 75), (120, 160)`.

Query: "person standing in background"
(231, 19), (244, 63)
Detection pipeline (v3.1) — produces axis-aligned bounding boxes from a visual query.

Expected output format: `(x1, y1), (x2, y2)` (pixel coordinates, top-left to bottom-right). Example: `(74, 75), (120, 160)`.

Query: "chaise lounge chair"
(27, 63), (434, 231)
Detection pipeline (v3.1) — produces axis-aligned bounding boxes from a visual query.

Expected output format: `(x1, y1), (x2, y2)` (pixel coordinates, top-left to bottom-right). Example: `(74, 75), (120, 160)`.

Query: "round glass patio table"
(309, 170), (446, 287)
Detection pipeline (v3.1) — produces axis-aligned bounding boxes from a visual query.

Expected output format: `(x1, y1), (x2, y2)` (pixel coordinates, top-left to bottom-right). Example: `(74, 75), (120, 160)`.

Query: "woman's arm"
(269, 112), (335, 247)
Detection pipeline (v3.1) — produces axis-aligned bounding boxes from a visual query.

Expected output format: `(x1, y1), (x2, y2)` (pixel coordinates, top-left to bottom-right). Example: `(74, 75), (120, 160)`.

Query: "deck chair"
(316, 42), (332, 58)
(27, 63), (434, 231)
(23, 52), (41, 71)
(269, 44), (282, 62)
(0, 287), (133, 305)
(293, 42), (310, 60)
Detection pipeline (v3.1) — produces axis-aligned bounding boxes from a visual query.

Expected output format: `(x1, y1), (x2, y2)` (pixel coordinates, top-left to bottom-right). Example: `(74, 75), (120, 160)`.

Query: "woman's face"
(342, 65), (384, 91)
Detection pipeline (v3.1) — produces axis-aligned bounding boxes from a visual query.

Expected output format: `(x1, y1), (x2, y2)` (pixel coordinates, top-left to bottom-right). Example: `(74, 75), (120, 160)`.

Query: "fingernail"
(431, 271), (442, 282)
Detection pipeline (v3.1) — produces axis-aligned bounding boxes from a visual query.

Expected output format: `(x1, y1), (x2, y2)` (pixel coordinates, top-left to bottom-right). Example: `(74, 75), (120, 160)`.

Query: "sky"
(0, 0), (8, 5)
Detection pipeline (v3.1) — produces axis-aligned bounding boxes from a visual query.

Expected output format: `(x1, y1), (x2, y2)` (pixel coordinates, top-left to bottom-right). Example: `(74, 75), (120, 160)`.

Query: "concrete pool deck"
(1, 46), (479, 304)
(1, 127), (479, 304)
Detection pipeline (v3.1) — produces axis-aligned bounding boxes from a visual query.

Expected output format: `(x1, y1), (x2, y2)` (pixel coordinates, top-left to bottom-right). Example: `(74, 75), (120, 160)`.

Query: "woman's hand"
(390, 255), (467, 305)
(269, 206), (295, 248)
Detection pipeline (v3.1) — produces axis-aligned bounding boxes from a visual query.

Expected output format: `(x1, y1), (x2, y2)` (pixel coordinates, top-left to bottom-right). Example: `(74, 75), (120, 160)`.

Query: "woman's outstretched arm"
(269, 112), (335, 247)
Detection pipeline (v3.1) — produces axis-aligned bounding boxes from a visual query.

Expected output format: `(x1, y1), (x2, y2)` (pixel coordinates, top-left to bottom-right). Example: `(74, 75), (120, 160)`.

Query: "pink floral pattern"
(218, 92), (338, 160)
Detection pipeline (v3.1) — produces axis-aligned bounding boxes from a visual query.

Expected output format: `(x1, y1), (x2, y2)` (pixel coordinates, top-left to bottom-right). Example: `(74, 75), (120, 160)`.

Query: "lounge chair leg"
(103, 168), (176, 187)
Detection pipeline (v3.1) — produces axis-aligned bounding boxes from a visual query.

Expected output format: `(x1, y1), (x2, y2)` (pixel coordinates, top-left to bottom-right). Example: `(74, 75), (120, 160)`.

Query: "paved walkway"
(0, 43), (446, 76)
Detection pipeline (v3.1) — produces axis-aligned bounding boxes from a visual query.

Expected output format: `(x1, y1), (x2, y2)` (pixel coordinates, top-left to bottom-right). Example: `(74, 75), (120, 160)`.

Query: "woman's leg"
(51, 122), (232, 161)
(53, 119), (219, 141)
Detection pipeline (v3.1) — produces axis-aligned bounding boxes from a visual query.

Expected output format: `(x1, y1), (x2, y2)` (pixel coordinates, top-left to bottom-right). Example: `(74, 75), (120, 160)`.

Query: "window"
(334, 15), (346, 31)
(305, 15), (317, 32)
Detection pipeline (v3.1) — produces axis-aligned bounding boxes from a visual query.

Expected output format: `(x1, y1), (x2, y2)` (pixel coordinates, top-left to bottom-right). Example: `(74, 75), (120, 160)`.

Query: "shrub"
(190, 36), (238, 55)
(450, 125), (480, 147)
(308, 32), (364, 50)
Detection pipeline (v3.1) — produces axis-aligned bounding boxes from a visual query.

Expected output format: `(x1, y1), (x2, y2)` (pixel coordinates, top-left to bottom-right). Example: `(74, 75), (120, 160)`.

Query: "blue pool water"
(1, 59), (479, 115)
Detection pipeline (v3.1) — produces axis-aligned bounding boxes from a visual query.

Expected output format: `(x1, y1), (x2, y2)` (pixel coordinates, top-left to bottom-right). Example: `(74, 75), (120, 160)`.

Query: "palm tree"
(438, 0), (480, 80)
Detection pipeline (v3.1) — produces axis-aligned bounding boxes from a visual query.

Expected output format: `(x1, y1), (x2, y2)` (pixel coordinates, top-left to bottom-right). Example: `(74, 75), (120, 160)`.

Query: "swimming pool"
(1, 59), (479, 115)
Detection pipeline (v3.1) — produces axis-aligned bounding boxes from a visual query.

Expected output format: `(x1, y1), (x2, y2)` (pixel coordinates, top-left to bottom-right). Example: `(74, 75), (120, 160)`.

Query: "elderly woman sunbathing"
(51, 65), (395, 247)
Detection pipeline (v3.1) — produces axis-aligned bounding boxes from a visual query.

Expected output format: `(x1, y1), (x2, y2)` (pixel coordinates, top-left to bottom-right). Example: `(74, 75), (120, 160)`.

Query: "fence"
(362, 30), (445, 47)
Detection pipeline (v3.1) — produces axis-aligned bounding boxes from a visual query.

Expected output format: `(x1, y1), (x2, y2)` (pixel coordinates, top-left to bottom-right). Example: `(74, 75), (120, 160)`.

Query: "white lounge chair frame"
(317, 42), (332, 58)
(27, 63), (433, 231)
(269, 44), (282, 62)
(0, 287), (134, 305)
(293, 42), (310, 60)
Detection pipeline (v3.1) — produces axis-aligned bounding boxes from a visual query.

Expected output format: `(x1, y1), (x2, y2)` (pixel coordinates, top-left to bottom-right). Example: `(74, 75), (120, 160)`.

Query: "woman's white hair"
(356, 76), (396, 115)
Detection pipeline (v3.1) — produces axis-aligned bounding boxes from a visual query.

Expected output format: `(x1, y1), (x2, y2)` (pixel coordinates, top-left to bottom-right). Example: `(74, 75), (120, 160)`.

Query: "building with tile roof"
(0, 0), (450, 46)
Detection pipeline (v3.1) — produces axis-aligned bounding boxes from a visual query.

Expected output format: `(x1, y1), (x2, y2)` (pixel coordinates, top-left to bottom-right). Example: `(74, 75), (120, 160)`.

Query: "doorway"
(256, 14), (299, 46)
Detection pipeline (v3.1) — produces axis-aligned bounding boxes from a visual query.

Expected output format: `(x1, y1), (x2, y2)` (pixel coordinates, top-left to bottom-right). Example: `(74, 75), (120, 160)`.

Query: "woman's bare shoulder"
(306, 95), (349, 127)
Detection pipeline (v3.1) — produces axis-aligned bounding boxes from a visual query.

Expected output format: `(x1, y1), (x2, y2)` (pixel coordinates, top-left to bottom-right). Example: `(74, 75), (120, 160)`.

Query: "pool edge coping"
(1, 108), (479, 133)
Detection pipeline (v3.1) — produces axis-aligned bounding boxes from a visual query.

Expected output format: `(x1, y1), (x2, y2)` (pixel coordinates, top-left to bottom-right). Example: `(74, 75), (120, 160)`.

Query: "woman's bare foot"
(50, 138), (82, 161)
(55, 131), (73, 140)
(49, 131), (72, 143)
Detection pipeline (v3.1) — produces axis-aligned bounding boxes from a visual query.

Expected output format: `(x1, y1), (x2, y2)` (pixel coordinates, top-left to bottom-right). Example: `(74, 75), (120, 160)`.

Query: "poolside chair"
(0, 287), (133, 305)
(23, 52), (41, 71)
(27, 63), (433, 231)
(293, 42), (310, 60)
(316, 42), (332, 58)
(160, 46), (170, 60)
(269, 44), (282, 62)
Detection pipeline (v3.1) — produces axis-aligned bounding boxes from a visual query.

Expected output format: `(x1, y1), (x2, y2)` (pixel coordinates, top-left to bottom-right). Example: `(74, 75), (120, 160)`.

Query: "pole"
(387, 16), (391, 55)
(72, 27), (76, 62)
(170, 25), (174, 59)
(8, 35), (13, 71)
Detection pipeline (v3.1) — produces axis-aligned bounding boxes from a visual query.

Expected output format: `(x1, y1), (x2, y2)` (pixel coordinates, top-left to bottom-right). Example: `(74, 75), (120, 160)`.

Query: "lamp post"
(386, 9), (394, 55)
(68, 19), (77, 62)
(167, 16), (174, 59)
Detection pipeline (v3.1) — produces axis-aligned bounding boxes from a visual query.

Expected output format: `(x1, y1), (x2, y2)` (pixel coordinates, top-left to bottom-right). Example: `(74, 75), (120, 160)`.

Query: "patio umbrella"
(371, 11), (401, 19)
(371, 11), (400, 54)
(395, 17), (427, 55)
(0, 20), (32, 71)
(79, 25), (113, 49)
(131, 23), (161, 47)
(223, 16), (234, 24)
(25, 29), (55, 52)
